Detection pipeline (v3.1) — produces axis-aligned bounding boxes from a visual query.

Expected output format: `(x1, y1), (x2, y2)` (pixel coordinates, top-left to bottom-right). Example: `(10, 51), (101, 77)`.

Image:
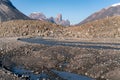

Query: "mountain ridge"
(29, 12), (70, 26)
(78, 3), (120, 25)
(0, 0), (30, 22)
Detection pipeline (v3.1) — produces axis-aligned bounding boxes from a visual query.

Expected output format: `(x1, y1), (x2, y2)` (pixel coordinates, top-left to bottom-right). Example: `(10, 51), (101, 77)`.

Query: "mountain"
(29, 13), (70, 26)
(78, 3), (120, 25)
(0, 0), (29, 22)
(29, 12), (47, 20)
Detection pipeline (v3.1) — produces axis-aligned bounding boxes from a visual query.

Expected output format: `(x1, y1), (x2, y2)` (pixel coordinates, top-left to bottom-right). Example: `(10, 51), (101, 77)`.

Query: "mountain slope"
(78, 3), (120, 25)
(66, 16), (120, 38)
(0, 0), (29, 21)
(0, 20), (63, 37)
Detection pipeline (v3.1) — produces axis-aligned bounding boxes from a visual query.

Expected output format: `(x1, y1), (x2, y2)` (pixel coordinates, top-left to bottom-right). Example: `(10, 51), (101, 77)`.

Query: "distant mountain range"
(0, 0), (70, 26)
(0, 0), (29, 22)
(29, 12), (70, 26)
(78, 3), (120, 25)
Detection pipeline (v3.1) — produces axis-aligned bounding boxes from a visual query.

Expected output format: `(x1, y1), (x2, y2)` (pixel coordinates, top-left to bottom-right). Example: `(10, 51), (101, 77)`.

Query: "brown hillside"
(0, 20), (63, 37)
(0, 16), (120, 39)
(66, 16), (120, 38)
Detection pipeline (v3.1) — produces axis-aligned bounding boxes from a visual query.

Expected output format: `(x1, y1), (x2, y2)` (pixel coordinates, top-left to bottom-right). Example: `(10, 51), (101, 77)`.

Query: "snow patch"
(111, 3), (120, 7)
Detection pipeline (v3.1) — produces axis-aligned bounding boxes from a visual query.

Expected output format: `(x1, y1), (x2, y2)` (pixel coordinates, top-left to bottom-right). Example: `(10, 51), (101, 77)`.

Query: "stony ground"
(0, 16), (120, 39)
(0, 14), (120, 80)
(0, 68), (22, 80)
(0, 37), (120, 80)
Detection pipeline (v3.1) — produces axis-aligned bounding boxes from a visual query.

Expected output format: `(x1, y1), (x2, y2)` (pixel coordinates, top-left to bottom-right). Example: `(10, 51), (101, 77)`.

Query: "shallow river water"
(12, 67), (93, 80)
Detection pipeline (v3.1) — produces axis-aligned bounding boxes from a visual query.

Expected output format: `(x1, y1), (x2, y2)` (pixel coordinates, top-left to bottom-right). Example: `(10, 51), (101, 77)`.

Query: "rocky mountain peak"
(29, 13), (70, 26)
(56, 14), (62, 22)
(0, 0), (29, 22)
(29, 12), (47, 20)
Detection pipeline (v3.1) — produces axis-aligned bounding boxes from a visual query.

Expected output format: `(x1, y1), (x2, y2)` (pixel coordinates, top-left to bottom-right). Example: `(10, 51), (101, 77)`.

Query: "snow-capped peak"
(111, 3), (120, 7)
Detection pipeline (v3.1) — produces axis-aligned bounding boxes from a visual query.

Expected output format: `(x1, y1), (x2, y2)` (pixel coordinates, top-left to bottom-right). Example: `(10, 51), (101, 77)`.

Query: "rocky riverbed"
(0, 37), (120, 80)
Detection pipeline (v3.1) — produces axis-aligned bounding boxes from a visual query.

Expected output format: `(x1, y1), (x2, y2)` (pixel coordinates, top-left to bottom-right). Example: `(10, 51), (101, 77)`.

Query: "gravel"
(0, 37), (120, 80)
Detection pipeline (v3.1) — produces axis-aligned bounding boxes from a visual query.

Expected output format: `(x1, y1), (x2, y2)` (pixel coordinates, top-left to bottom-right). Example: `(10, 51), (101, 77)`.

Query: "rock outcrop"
(29, 12), (47, 21)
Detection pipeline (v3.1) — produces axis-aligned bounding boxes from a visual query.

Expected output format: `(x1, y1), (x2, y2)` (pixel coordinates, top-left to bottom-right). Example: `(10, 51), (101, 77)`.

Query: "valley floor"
(0, 37), (120, 80)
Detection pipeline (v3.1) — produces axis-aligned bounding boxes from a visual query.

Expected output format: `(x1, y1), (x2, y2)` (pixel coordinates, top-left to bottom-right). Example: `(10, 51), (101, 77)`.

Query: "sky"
(11, 0), (120, 24)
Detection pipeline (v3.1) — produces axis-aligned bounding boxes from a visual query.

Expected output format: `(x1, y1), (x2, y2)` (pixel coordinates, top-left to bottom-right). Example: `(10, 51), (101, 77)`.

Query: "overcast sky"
(11, 0), (120, 24)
